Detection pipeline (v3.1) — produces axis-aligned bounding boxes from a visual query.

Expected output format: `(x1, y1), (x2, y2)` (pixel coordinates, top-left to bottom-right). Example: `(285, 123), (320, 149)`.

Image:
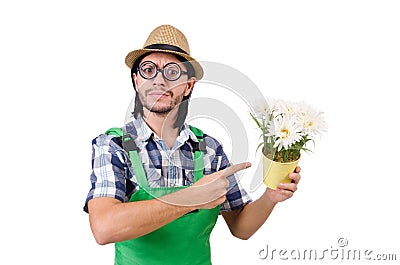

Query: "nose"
(152, 70), (166, 86)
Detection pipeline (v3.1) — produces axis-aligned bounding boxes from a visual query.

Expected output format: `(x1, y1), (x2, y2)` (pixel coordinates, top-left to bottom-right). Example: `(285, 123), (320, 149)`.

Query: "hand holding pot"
(266, 166), (301, 203)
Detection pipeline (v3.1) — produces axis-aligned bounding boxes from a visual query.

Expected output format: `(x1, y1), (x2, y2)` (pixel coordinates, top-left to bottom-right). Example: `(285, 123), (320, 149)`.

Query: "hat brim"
(125, 49), (204, 80)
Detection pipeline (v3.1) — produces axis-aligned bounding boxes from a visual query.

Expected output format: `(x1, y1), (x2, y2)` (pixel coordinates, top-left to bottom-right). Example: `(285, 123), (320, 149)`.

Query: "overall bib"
(108, 126), (220, 265)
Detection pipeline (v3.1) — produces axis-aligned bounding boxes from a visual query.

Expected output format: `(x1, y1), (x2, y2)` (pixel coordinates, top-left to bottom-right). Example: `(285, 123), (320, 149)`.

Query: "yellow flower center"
(280, 129), (289, 138)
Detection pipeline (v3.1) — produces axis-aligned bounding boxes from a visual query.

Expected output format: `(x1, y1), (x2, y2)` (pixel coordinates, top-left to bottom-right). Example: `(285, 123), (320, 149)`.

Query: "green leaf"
(256, 142), (264, 153)
(250, 113), (262, 129)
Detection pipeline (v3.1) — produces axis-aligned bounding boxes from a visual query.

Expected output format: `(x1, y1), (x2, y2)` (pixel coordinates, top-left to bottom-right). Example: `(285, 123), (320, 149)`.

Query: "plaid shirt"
(84, 115), (252, 212)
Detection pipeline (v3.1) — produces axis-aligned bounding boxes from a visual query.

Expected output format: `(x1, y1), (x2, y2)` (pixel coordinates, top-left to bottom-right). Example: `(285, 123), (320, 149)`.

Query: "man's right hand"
(179, 162), (251, 209)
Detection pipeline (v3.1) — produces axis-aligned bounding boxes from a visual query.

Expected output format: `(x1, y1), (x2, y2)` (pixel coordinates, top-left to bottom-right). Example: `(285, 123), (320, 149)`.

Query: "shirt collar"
(135, 114), (154, 142)
(130, 114), (200, 143)
(182, 123), (200, 143)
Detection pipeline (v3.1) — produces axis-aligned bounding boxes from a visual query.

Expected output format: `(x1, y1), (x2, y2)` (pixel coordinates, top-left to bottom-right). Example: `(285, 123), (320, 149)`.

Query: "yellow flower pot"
(263, 154), (299, 190)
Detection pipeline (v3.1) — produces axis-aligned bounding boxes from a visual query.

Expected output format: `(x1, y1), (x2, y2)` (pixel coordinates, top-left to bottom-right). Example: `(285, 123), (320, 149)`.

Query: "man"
(84, 24), (301, 265)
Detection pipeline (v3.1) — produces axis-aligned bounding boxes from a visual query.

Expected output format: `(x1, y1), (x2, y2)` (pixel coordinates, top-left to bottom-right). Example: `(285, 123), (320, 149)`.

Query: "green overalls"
(106, 126), (220, 265)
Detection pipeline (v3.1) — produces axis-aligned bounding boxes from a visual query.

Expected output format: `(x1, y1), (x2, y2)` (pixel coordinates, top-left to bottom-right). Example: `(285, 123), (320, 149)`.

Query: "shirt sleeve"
(83, 134), (135, 213)
(205, 135), (253, 212)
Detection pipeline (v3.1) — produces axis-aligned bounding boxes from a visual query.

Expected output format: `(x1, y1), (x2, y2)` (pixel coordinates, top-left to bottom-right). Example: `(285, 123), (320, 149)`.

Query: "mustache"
(145, 89), (173, 97)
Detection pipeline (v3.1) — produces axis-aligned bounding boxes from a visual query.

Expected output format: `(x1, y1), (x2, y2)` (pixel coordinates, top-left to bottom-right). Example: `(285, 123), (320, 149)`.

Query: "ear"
(184, 77), (196, 96)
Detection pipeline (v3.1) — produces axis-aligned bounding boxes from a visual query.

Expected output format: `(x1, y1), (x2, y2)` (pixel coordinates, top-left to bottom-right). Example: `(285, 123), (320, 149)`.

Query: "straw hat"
(125, 25), (204, 80)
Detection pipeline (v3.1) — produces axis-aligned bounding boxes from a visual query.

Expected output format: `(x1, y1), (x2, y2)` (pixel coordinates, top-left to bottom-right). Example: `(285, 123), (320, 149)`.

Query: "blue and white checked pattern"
(85, 115), (252, 212)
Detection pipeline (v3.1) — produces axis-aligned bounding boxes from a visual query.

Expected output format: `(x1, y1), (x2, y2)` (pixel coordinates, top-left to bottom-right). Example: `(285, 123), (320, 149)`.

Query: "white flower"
(296, 101), (328, 136)
(268, 98), (296, 117)
(267, 115), (303, 151)
(250, 96), (327, 162)
(250, 101), (271, 119)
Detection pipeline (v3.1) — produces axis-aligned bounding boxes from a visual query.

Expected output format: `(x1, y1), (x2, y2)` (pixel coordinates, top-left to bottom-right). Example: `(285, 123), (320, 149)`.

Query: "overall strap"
(105, 128), (149, 188)
(189, 126), (207, 182)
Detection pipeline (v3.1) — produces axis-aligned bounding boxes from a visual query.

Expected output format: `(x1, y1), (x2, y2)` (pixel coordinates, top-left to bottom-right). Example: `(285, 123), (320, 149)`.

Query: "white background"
(1, 0), (399, 264)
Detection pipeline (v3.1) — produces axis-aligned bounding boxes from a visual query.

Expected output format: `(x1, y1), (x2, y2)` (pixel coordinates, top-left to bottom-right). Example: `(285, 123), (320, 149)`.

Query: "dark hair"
(131, 52), (195, 129)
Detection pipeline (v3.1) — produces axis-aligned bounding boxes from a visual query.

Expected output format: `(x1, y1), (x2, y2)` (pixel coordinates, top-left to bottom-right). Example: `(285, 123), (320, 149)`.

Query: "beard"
(138, 88), (184, 115)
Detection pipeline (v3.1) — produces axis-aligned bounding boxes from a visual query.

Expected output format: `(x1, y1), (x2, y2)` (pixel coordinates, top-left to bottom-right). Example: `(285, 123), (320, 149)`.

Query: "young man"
(84, 24), (301, 265)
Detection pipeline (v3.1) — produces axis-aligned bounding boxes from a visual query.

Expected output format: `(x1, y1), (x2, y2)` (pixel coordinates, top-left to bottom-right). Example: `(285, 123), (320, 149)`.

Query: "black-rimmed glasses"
(138, 61), (188, 81)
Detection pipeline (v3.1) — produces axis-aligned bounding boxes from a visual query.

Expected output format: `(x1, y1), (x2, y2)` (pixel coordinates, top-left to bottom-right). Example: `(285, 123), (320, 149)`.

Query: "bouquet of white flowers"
(250, 98), (327, 188)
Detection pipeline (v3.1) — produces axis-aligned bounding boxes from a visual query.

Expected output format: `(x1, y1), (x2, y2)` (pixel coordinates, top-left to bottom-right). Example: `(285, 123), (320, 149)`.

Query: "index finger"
(220, 162), (252, 178)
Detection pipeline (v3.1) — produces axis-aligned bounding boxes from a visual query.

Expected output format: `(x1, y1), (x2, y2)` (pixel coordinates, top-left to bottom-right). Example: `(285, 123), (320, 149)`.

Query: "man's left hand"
(267, 166), (301, 203)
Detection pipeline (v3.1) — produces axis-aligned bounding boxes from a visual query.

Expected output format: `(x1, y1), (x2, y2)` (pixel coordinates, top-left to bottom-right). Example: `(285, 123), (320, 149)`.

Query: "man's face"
(133, 52), (195, 115)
